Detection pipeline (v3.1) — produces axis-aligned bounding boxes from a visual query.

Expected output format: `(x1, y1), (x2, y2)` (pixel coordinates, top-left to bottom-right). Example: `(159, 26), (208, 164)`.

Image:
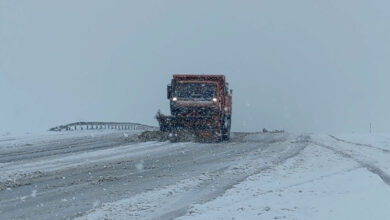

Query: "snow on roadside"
(313, 134), (390, 183)
(0, 130), (141, 151)
(177, 140), (390, 220)
(334, 133), (390, 151)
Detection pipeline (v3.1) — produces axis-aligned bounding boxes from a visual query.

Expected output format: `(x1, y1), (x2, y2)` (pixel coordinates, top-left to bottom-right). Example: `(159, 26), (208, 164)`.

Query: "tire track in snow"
(156, 135), (311, 220)
(329, 135), (390, 154)
(75, 134), (310, 220)
(0, 141), (168, 185)
(312, 140), (390, 187)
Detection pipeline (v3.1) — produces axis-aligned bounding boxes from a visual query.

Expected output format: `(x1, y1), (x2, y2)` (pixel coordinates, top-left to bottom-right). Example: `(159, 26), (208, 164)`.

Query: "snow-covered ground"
(0, 130), (144, 182)
(176, 134), (390, 220)
(1, 131), (390, 219)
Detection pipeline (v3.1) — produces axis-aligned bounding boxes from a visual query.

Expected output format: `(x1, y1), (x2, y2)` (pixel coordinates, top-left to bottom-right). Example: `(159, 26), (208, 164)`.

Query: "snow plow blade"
(156, 113), (219, 131)
(156, 112), (222, 141)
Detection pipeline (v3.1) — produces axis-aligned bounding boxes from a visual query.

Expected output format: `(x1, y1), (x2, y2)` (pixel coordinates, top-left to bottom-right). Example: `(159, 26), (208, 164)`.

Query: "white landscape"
(2, 0), (390, 219)
(2, 131), (390, 219)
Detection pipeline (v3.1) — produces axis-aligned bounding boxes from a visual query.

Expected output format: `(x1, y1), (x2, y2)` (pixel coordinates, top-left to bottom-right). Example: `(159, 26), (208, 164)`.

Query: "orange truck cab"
(157, 74), (232, 141)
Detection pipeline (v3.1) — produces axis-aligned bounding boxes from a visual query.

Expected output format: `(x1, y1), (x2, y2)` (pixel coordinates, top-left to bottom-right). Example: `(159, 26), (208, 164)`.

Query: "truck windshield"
(174, 83), (216, 100)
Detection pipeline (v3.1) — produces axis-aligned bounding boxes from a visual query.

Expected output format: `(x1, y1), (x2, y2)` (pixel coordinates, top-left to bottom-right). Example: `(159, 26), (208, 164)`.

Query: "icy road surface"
(1, 131), (390, 219)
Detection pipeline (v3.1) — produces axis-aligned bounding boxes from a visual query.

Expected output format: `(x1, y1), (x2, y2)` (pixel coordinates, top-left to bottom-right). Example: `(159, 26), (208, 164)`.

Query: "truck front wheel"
(222, 115), (231, 141)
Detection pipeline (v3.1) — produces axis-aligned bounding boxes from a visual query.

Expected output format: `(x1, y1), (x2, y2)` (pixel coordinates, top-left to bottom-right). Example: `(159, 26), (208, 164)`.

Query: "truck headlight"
(213, 98), (217, 102)
(172, 97), (178, 101)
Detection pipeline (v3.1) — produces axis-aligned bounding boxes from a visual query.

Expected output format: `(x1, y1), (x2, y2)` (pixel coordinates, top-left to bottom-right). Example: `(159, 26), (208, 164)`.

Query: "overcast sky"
(1, 0), (389, 134)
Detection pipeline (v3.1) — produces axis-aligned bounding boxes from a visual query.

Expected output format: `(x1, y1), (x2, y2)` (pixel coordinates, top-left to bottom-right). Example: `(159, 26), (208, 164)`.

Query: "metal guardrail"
(49, 122), (157, 132)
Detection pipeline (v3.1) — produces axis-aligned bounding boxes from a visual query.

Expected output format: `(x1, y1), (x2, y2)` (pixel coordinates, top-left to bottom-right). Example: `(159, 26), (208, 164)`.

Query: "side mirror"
(167, 84), (172, 99)
(230, 89), (233, 95)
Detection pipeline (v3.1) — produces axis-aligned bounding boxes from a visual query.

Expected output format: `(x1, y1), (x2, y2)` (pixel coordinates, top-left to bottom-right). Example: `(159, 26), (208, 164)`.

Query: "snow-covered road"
(1, 131), (390, 219)
(177, 134), (390, 220)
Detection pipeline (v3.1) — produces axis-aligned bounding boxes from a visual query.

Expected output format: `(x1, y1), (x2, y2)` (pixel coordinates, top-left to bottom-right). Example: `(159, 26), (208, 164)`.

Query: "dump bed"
(173, 75), (226, 90)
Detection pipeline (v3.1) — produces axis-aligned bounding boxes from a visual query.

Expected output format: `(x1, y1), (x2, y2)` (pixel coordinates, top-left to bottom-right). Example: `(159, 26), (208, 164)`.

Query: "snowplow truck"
(156, 74), (232, 141)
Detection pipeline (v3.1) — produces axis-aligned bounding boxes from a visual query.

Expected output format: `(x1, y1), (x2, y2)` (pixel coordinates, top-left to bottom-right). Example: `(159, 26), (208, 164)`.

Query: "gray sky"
(1, 0), (389, 134)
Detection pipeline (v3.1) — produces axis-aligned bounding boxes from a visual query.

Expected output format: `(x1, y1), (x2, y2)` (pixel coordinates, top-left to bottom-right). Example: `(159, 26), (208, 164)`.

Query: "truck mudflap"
(156, 112), (220, 132)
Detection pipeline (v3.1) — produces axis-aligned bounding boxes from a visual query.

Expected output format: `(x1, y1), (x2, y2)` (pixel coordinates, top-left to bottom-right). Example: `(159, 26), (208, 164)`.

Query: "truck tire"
(222, 115), (231, 141)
